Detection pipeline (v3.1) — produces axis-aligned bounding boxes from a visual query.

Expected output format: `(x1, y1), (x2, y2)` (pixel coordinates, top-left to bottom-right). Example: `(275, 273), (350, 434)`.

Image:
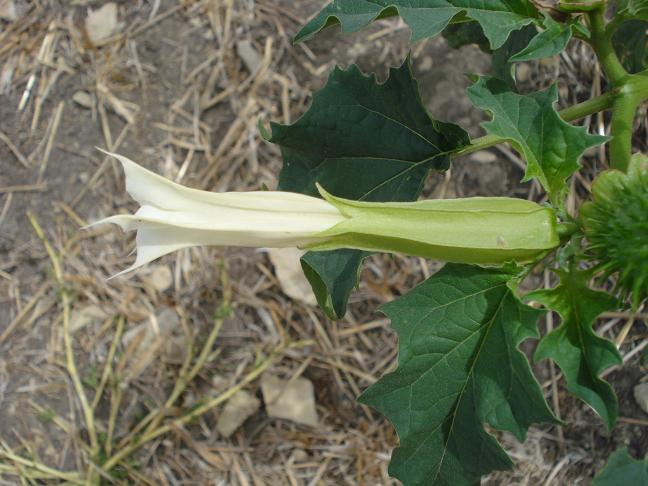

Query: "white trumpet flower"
(96, 151), (345, 277)
(99, 152), (560, 278)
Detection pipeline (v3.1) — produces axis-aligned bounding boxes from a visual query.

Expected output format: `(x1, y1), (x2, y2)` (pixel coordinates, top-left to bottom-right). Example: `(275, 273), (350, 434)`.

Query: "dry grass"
(1, 1), (646, 485)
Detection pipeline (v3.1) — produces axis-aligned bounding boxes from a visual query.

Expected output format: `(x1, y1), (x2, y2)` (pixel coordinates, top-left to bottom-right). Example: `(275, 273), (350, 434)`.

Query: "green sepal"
(305, 185), (560, 265)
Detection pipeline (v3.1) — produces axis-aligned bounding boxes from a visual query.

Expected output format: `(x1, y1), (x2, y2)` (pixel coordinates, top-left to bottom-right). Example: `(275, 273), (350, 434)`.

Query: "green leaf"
(295, 0), (538, 49)
(491, 24), (538, 88)
(442, 20), (489, 50)
(442, 22), (537, 88)
(360, 264), (557, 486)
(467, 76), (607, 200)
(593, 448), (648, 485)
(612, 20), (648, 74)
(509, 14), (573, 62)
(268, 58), (468, 319)
(528, 269), (622, 429)
(616, 0), (648, 20)
(300, 249), (370, 319)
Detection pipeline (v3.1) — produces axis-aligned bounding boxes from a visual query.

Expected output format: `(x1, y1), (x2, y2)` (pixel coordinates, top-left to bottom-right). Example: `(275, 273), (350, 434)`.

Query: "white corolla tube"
(95, 151), (345, 277)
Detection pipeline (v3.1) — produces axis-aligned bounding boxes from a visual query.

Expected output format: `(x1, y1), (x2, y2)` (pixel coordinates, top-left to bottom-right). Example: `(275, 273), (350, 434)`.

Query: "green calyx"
(306, 185), (560, 265)
(581, 153), (648, 308)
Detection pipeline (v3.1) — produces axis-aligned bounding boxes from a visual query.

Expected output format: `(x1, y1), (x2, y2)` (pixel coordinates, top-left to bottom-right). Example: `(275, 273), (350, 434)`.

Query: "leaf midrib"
(431, 291), (509, 483)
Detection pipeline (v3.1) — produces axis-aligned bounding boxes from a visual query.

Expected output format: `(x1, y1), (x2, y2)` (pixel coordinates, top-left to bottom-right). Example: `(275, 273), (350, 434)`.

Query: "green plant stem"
(587, 8), (628, 86)
(453, 91), (616, 159)
(559, 90), (618, 122)
(609, 71), (648, 171)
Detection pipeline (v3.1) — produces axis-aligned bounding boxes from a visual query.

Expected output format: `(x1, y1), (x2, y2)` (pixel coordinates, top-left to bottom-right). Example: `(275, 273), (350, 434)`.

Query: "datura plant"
(101, 1), (648, 484)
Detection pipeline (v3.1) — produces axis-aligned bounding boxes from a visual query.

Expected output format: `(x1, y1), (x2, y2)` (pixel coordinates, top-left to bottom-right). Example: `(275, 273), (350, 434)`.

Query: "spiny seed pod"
(581, 154), (648, 308)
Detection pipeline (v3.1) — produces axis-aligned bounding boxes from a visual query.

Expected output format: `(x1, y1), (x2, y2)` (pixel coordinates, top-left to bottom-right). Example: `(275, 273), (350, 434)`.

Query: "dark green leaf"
(529, 269), (622, 429)
(300, 249), (370, 319)
(467, 76), (607, 200)
(491, 24), (538, 88)
(442, 22), (537, 88)
(593, 448), (648, 485)
(442, 20), (489, 50)
(268, 58), (468, 319)
(509, 14), (573, 62)
(360, 264), (557, 486)
(616, 0), (648, 20)
(612, 20), (648, 74)
(295, 0), (538, 49)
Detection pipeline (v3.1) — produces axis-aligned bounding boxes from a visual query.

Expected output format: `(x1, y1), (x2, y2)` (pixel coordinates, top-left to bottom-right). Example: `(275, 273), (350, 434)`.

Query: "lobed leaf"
(593, 448), (648, 485)
(612, 20), (648, 74)
(616, 0), (648, 21)
(360, 264), (557, 485)
(295, 0), (539, 49)
(267, 58), (468, 318)
(443, 22), (537, 88)
(467, 76), (607, 201)
(509, 14), (573, 63)
(528, 269), (622, 428)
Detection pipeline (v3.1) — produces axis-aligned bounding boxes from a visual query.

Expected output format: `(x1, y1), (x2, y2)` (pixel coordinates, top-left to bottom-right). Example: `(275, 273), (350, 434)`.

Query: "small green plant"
(96, 1), (647, 484)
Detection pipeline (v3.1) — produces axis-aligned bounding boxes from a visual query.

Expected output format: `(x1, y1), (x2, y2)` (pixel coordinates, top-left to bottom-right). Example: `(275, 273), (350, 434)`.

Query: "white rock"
(236, 40), (262, 74)
(122, 308), (180, 349)
(149, 265), (173, 292)
(72, 91), (93, 109)
(0, 0), (17, 21)
(216, 390), (260, 438)
(470, 150), (498, 164)
(70, 305), (108, 333)
(633, 383), (648, 415)
(261, 373), (318, 427)
(85, 3), (119, 44)
(516, 63), (531, 83)
(267, 248), (317, 306)
(121, 309), (182, 379)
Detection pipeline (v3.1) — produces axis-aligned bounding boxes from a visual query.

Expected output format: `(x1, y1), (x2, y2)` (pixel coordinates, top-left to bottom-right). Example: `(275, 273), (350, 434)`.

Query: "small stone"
(290, 449), (308, 462)
(267, 248), (317, 306)
(72, 91), (93, 109)
(85, 2), (119, 44)
(216, 390), (260, 438)
(0, 0), (17, 21)
(150, 265), (173, 292)
(236, 40), (262, 74)
(419, 56), (433, 72)
(469, 150), (498, 164)
(121, 309), (183, 379)
(70, 305), (108, 333)
(122, 308), (180, 349)
(162, 335), (188, 365)
(633, 383), (648, 415)
(516, 63), (531, 83)
(261, 373), (318, 427)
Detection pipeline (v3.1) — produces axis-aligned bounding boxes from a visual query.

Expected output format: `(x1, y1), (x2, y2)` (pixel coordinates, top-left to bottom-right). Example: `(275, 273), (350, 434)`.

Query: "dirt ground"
(1, 1), (646, 485)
